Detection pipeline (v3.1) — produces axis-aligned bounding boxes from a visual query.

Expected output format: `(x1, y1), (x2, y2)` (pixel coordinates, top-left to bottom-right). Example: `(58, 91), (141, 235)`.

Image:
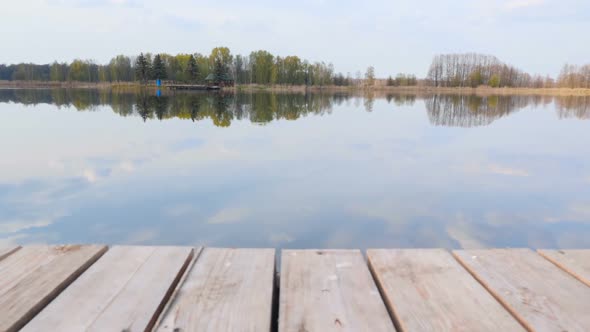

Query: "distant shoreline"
(1, 81), (590, 96)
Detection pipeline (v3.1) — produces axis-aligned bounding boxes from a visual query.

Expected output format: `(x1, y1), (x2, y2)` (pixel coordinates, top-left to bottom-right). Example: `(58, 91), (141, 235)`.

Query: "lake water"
(1, 88), (589, 249)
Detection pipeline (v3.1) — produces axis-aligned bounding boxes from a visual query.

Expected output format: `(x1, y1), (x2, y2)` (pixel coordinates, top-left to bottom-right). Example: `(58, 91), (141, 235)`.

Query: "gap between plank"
(450, 251), (534, 332)
(365, 251), (404, 332)
(537, 250), (590, 288)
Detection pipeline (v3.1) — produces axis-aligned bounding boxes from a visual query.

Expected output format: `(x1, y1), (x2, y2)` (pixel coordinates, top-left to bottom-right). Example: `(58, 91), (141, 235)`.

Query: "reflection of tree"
(153, 95), (169, 121)
(385, 94), (416, 106)
(363, 91), (375, 112)
(135, 92), (152, 122)
(555, 96), (590, 119)
(425, 95), (536, 127)
(1, 89), (588, 127)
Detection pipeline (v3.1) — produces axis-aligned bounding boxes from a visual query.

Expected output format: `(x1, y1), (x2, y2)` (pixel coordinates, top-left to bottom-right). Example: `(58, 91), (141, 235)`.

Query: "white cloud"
(208, 207), (249, 224)
(488, 164), (530, 177)
(83, 169), (99, 183)
(567, 202), (590, 221)
(0, 216), (56, 234)
(126, 228), (158, 244)
(118, 161), (135, 172)
(0, 234), (27, 247)
(504, 0), (545, 10)
(458, 162), (530, 177)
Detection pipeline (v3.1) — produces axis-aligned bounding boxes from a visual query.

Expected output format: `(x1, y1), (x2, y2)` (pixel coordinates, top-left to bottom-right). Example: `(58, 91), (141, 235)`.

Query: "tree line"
(0, 47), (353, 86)
(2, 50), (589, 89)
(557, 64), (590, 88)
(425, 53), (590, 89)
(427, 53), (548, 88)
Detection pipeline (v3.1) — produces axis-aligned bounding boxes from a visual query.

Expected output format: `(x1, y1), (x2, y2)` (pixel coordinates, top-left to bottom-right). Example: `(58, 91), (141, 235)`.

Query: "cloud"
(0, 234), (26, 247)
(83, 169), (99, 183)
(488, 164), (530, 177)
(118, 161), (135, 172)
(504, 0), (545, 10)
(458, 162), (530, 177)
(46, 0), (140, 7)
(82, 167), (112, 183)
(126, 228), (158, 244)
(567, 202), (590, 221)
(0, 214), (62, 234)
(208, 207), (249, 224)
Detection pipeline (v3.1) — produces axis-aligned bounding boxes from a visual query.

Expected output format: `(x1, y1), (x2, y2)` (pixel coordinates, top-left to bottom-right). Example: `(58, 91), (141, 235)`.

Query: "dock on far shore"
(164, 84), (220, 91)
(0, 245), (589, 331)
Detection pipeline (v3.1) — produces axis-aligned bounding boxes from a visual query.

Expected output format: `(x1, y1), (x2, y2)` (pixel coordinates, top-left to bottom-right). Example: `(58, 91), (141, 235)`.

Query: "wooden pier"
(165, 84), (220, 91)
(1, 246), (589, 331)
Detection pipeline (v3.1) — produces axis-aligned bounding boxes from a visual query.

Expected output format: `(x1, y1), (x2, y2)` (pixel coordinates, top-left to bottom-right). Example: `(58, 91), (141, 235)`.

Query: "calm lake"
(1, 88), (589, 249)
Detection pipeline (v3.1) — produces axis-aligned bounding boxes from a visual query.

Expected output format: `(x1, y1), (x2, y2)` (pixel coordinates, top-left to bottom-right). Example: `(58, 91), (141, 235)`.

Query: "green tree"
(469, 70), (483, 87)
(134, 53), (151, 83)
(489, 74), (500, 87)
(186, 54), (199, 82)
(250, 50), (274, 84)
(109, 55), (132, 82)
(209, 47), (233, 75)
(152, 54), (167, 80)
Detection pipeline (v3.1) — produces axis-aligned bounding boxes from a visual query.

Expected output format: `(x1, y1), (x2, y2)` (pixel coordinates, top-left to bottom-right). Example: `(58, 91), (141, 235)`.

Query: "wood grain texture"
(0, 245), (20, 261)
(454, 248), (590, 332)
(156, 248), (276, 332)
(367, 249), (524, 332)
(21, 246), (193, 332)
(538, 249), (590, 287)
(0, 245), (107, 332)
(279, 249), (395, 332)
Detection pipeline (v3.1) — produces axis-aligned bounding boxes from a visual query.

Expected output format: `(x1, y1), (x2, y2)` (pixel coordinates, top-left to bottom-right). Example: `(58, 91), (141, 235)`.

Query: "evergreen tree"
(152, 54), (167, 80)
(213, 58), (225, 80)
(135, 53), (151, 83)
(186, 55), (199, 82)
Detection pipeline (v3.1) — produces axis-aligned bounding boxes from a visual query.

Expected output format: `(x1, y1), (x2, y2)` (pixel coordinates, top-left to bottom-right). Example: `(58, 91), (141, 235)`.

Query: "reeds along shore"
(2, 80), (590, 96)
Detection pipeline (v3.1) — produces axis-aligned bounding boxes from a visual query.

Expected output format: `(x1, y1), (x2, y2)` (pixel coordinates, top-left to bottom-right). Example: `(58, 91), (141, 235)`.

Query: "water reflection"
(1, 88), (589, 249)
(0, 88), (588, 127)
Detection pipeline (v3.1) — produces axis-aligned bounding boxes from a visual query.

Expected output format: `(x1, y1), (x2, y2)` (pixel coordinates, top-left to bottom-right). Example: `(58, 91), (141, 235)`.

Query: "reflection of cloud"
(488, 164), (529, 177)
(0, 214), (62, 234)
(164, 204), (199, 218)
(83, 169), (98, 183)
(208, 207), (249, 224)
(567, 202), (590, 221)
(82, 168), (112, 183)
(118, 161), (135, 172)
(269, 233), (295, 245)
(446, 224), (487, 249)
(0, 234), (26, 246)
(170, 138), (204, 152)
(126, 229), (158, 244)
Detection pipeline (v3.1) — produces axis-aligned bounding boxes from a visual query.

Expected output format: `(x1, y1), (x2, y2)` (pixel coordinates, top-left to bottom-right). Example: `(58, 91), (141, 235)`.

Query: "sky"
(2, 0), (589, 77)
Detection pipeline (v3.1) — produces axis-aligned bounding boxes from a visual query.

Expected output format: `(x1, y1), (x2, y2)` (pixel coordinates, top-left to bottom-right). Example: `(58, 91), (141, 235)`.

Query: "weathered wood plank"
(21, 246), (194, 332)
(279, 249), (395, 332)
(454, 248), (590, 332)
(538, 249), (590, 287)
(156, 248), (276, 332)
(0, 245), (107, 332)
(0, 245), (20, 261)
(367, 249), (524, 332)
